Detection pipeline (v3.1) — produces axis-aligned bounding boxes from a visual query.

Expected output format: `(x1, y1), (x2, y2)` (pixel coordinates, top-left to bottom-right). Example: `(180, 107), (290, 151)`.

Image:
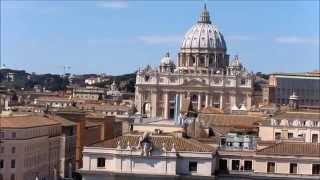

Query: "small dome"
(160, 52), (173, 65)
(181, 4), (226, 50)
(229, 55), (242, 67)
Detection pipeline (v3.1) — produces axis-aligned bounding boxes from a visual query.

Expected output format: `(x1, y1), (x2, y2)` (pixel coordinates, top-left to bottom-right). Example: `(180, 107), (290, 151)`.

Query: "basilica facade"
(135, 5), (254, 119)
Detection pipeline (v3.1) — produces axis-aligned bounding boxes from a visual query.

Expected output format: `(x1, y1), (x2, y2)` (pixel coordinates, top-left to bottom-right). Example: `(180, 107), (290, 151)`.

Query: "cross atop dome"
(198, 3), (211, 24)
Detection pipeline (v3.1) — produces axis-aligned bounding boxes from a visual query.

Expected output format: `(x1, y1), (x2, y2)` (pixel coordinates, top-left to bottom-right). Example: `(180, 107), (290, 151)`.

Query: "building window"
(220, 139), (226, 147)
(290, 163), (297, 174)
(231, 160), (240, 171)
(312, 164), (320, 174)
(97, 158), (105, 168)
(11, 147), (16, 154)
(244, 160), (252, 171)
(219, 159), (228, 172)
(275, 132), (281, 140)
(189, 161), (197, 172)
(0, 132), (4, 139)
(12, 132), (16, 139)
(288, 133), (293, 139)
(11, 160), (15, 168)
(241, 79), (246, 85)
(0, 160), (3, 168)
(312, 134), (318, 143)
(10, 174), (15, 180)
(267, 162), (275, 173)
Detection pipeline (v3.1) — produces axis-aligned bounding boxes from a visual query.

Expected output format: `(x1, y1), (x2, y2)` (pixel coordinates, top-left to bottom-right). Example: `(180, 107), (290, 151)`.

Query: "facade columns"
(135, 89), (143, 115)
(230, 94), (236, 108)
(209, 95), (213, 107)
(205, 94), (209, 108)
(195, 55), (199, 68)
(151, 91), (158, 118)
(164, 92), (169, 119)
(205, 55), (209, 67)
(246, 94), (252, 110)
(219, 94), (224, 110)
(198, 93), (202, 111)
(214, 53), (217, 68)
(180, 93), (184, 111)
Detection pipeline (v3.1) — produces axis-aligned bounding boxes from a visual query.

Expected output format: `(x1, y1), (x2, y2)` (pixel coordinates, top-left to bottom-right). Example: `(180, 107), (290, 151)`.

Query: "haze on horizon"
(1, 0), (319, 75)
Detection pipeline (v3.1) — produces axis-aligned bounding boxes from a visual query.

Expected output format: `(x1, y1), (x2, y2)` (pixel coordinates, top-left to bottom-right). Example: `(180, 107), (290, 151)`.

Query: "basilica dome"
(181, 5), (226, 50)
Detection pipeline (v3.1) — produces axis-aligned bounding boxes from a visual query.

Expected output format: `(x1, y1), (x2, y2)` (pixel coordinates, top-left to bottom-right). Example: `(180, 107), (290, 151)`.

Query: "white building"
(135, 5), (254, 119)
(79, 132), (216, 179)
(85, 77), (101, 85)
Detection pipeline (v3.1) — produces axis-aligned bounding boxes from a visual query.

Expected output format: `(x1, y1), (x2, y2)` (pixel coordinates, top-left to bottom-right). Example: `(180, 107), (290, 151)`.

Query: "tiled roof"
(85, 121), (102, 128)
(0, 114), (60, 128)
(78, 103), (130, 112)
(199, 113), (264, 128)
(91, 134), (216, 153)
(36, 96), (72, 101)
(49, 115), (77, 127)
(57, 106), (86, 113)
(212, 126), (258, 135)
(272, 111), (320, 121)
(257, 143), (320, 157)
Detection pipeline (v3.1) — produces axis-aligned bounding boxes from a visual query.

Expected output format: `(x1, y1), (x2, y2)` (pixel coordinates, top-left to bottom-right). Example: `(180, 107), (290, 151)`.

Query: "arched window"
(191, 94), (198, 102)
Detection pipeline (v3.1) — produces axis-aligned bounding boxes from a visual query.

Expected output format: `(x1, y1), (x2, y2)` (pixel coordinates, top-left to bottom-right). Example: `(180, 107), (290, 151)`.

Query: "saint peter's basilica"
(135, 5), (254, 119)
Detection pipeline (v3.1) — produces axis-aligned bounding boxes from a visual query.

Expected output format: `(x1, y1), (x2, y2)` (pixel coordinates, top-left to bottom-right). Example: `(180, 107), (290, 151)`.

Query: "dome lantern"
(198, 4), (211, 24)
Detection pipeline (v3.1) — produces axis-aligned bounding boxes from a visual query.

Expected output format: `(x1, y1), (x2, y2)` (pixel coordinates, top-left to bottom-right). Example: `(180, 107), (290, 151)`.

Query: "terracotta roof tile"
(257, 143), (320, 157)
(0, 114), (60, 128)
(91, 134), (216, 153)
(199, 113), (264, 129)
(272, 112), (320, 121)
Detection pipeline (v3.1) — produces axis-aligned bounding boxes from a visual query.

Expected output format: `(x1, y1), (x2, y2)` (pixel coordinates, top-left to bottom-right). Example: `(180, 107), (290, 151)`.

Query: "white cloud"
(137, 35), (183, 45)
(97, 0), (128, 9)
(274, 36), (319, 44)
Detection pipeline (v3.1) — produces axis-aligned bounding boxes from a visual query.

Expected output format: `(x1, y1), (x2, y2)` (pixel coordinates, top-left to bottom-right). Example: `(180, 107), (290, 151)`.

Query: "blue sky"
(1, 0), (319, 75)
